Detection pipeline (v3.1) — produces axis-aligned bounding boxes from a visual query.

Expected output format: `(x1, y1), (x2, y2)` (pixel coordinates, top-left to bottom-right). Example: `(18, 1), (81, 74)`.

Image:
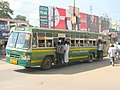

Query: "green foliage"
(14, 15), (26, 21)
(0, 0), (13, 18)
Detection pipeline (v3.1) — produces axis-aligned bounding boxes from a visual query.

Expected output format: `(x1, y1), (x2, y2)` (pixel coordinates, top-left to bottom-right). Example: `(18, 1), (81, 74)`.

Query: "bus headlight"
(21, 55), (30, 60)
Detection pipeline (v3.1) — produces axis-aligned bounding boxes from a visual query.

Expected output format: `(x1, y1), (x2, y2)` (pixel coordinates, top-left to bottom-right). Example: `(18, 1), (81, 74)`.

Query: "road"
(0, 58), (120, 90)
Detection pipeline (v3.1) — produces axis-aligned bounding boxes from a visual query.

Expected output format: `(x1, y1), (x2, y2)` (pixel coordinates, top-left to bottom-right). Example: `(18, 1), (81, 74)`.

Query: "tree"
(14, 15), (27, 21)
(0, 0), (13, 18)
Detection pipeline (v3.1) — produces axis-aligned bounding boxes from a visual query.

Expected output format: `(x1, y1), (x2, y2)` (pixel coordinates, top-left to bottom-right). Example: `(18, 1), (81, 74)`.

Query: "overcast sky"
(4, 0), (120, 26)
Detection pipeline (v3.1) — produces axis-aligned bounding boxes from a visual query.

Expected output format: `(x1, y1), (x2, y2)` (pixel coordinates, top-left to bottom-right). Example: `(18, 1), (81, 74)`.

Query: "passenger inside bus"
(46, 40), (52, 47)
(38, 40), (45, 47)
(76, 40), (79, 47)
(71, 40), (75, 46)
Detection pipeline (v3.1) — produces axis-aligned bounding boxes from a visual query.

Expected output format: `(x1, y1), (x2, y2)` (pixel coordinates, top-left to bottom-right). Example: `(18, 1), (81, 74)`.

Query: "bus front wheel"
(88, 53), (94, 63)
(41, 56), (52, 70)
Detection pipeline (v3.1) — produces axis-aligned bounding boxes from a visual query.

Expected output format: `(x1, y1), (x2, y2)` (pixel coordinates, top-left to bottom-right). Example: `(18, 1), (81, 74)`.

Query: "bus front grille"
(10, 54), (20, 58)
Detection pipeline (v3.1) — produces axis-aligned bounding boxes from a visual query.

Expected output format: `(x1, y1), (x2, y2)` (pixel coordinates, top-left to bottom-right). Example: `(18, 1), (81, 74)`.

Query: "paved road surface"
(0, 58), (120, 90)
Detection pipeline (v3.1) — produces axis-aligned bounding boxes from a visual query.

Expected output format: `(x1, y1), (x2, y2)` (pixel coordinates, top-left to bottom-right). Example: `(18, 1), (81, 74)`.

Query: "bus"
(6, 26), (110, 70)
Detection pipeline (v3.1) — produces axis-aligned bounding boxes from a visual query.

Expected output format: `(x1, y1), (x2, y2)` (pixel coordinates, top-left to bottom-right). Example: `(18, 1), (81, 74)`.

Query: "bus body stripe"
(31, 60), (42, 63)
(69, 56), (88, 60)
(31, 56), (88, 63)
(32, 48), (96, 53)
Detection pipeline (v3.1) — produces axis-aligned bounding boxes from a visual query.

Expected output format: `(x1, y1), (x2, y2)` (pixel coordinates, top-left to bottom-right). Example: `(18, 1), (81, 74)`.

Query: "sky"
(3, 0), (120, 26)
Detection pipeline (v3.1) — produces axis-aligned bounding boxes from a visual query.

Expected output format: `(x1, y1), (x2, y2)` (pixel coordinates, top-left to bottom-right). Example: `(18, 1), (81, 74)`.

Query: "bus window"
(16, 33), (31, 49)
(89, 41), (92, 46)
(71, 40), (75, 47)
(53, 38), (59, 47)
(38, 33), (45, 37)
(71, 34), (76, 38)
(80, 34), (83, 38)
(7, 32), (18, 48)
(66, 34), (71, 38)
(46, 33), (52, 37)
(76, 40), (79, 47)
(46, 40), (52, 47)
(32, 33), (37, 48)
(84, 40), (89, 46)
(80, 40), (83, 46)
(38, 40), (45, 47)
(76, 34), (79, 38)
(53, 33), (58, 37)
(93, 41), (96, 46)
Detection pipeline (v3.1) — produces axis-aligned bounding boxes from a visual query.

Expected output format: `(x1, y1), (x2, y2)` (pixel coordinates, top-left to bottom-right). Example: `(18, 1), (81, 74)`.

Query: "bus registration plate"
(10, 59), (17, 65)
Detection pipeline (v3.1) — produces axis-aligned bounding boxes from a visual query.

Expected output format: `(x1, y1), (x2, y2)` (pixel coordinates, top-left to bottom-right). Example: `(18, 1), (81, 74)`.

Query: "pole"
(74, 0), (75, 15)
(72, 0), (76, 30)
(53, 7), (55, 29)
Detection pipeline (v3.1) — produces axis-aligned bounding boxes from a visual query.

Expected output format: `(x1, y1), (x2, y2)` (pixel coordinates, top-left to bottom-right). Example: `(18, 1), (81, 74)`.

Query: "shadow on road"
(15, 58), (112, 75)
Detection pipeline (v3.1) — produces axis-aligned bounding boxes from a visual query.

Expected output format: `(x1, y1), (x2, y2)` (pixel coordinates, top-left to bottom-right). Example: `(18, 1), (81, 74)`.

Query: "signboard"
(0, 26), (8, 31)
(80, 12), (87, 31)
(50, 7), (66, 30)
(90, 15), (99, 33)
(39, 6), (49, 28)
(0, 31), (9, 40)
(100, 17), (109, 32)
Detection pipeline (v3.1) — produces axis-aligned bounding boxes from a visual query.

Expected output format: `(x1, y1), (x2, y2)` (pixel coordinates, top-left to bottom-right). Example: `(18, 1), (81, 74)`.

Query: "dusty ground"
(0, 57), (120, 90)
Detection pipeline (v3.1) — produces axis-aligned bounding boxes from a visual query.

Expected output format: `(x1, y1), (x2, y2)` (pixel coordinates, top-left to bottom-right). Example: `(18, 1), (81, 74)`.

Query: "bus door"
(58, 33), (66, 44)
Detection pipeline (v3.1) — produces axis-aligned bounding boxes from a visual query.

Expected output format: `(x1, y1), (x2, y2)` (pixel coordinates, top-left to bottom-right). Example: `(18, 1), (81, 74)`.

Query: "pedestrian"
(108, 44), (117, 66)
(0, 44), (4, 55)
(59, 41), (65, 65)
(56, 41), (61, 66)
(97, 41), (104, 60)
(64, 41), (70, 65)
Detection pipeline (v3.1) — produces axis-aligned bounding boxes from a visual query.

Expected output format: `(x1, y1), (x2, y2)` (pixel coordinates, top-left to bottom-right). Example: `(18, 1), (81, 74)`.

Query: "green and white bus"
(6, 26), (110, 70)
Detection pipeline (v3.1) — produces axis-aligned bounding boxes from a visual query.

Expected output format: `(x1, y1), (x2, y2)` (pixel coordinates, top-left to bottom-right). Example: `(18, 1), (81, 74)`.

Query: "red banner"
(80, 12), (87, 32)
(51, 8), (66, 30)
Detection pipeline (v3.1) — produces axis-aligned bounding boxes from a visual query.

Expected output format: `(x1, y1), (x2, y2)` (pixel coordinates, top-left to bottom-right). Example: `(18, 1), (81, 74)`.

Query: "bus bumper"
(6, 57), (31, 67)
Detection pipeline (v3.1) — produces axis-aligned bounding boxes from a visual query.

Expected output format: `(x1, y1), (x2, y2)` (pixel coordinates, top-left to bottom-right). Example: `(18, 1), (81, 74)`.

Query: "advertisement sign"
(90, 15), (99, 33)
(87, 14), (91, 32)
(39, 6), (49, 28)
(80, 12), (87, 32)
(111, 22), (117, 30)
(0, 26), (8, 31)
(66, 10), (72, 30)
(69, 6), (80, 31)
(100, 16), (109, 32)
(0, 31), (9, 40)
(50, 7), (67, 30)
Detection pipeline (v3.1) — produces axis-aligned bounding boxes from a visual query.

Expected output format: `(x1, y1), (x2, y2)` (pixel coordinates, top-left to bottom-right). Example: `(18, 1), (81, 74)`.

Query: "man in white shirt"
(64, 41), (70, 65)
(108, 44), (116, 66)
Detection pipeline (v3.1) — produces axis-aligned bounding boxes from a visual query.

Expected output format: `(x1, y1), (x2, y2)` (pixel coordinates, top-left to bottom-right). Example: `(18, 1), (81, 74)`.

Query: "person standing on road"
(59, 41), (65, 65)
(0, 44), (4, 55)
(64, 41), (70, 65)
(108, 44), (117, 66)
(97, 41), (104, 60)
(56, 41), (61, 66)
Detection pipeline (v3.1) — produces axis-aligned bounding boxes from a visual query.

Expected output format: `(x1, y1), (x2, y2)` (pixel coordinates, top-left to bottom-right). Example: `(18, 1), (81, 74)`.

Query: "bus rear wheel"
(41, 56), (52, 70)
(88, 53), (94, 63)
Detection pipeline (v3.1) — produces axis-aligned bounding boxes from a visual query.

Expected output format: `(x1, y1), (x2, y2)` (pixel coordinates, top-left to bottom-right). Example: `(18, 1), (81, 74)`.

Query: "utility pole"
(74, 0), (75, 14)
(72, 0), (76, 30)
(53, 7), (55, 29)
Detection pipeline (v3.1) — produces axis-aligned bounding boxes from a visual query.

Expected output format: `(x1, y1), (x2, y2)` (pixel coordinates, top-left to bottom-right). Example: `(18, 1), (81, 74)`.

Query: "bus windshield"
(7, 32), (31, 49)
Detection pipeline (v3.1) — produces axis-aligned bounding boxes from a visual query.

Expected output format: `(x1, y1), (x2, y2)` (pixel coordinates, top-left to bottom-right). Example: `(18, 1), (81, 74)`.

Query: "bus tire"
(41, 56), (52, 70)
(87, 53), (94, 63)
